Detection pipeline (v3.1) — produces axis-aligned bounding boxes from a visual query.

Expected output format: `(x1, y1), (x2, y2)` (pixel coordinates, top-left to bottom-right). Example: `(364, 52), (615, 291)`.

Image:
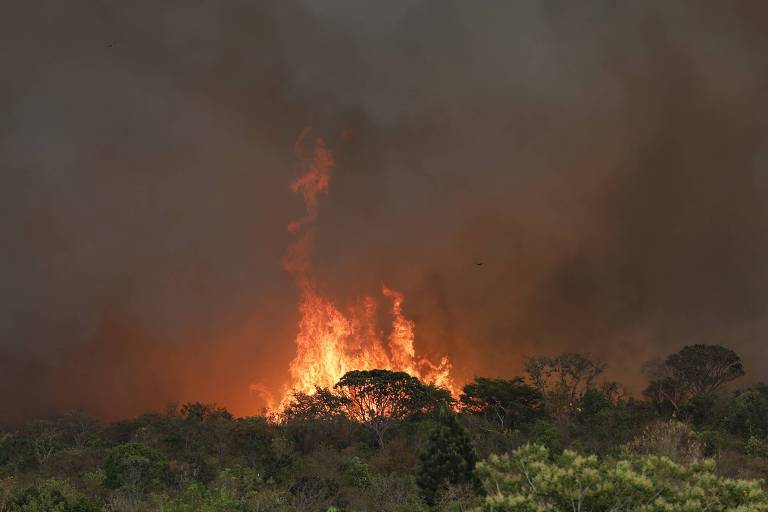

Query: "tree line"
(1, 343), (767, 511)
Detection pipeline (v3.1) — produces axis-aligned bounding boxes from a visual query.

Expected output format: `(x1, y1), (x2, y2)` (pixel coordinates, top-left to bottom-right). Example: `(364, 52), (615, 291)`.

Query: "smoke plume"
(1, 0), (767, 422)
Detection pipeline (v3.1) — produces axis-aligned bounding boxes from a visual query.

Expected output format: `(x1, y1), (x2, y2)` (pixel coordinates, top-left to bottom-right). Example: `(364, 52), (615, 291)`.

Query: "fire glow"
(275, 130), (456, 407)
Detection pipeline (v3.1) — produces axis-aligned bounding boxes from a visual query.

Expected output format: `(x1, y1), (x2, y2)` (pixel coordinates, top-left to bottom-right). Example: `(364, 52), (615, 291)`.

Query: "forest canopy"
(1, 345), (767, 512)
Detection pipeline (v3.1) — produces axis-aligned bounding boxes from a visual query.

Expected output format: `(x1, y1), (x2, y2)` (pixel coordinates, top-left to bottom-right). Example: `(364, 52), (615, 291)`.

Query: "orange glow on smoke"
(276, 130), (456, 407)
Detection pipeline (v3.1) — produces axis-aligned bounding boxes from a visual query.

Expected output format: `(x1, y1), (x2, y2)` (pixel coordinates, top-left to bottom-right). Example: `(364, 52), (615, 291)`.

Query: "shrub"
(473, 443), (768, 512)
(103, 443), (168, 502)
(416, 413), (479, 505)
(8, 478), (98, 512)
(623, 419), (702, 463)
(528, 419), (562, 454)
(744, 436), (768, 458)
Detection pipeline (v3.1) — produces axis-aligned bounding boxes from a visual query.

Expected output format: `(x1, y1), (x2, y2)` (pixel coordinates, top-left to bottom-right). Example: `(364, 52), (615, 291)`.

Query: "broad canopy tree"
(644, 344), (744, 417)
(459, 377), (543, 432)
(333, 369), (448, 447)
(280, 369), (452, 448)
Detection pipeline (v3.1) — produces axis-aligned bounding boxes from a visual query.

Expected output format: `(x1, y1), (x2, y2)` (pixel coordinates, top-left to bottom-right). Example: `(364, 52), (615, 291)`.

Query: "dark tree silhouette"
(282, 387), (349, 422)
(460, 377), (543, 432)
(334, 369), (432, 448)
(644, 344), (745, 417)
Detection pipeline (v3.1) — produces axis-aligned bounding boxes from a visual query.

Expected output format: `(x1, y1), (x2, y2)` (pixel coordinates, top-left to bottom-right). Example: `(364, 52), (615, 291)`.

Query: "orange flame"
(277, 130), (455, 407)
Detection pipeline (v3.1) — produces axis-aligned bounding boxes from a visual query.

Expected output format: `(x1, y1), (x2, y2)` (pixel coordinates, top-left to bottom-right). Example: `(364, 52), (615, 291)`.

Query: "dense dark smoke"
(1, 1), (767, 422)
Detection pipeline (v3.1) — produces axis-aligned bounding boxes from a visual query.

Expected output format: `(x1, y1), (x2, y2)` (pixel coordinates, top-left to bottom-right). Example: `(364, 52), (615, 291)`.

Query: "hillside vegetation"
(1, 344), (768, 511)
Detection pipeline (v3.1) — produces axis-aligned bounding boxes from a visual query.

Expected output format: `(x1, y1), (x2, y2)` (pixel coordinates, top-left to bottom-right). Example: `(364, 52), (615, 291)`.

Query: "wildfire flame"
(277, 130), (455, 407)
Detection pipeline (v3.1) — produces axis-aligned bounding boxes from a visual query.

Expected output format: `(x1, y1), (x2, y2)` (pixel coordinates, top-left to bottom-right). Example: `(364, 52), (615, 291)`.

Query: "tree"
(523, 353), (606, 419)
(572, 386), (640, 454)
(287, 476), (340, 511)
(416, 411), (479, 506)
(26, 420), (62, 467)
(473, 443), (768, 512)
(644, 345), (745, 417)
(230, 418), (297, 481)
(642, 360), (688, 417)
(724, 384), (768, 438)
(54, 412), (99, 450)
(459, 377), (542, 432)
(9, 479), (98, 512)
(333, 369), (433, 448)
(103, 443), (167, 503)
(667, 344), (744, 395)
(282, 387), (349, 423)
(177, 402), (234, 459)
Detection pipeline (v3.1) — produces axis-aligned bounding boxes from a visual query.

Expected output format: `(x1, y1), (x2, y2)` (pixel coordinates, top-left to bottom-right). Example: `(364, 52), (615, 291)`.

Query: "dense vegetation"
(1, 344), (768, 511)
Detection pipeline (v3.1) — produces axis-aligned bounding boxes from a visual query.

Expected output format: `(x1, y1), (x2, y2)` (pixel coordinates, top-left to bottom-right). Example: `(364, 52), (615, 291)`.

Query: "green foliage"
(644, 344), (745, 417)
(0, 432), (25, 473)
(529, 419), (562, 453)
(524, 353), (606, 419)
(474, 443), (768, 512)
(287, 475), (340, 511)
(623, 420), (702, 464)
(342, 456), (371, 488)
(3, 357), (768, 512)
(725, 384), (768, 438)
(334, 369), (442, 448)
(416, 412), (479, 505)
(744, 436), (768, 458)
(152, 482), (242, 512)
(573, 386), (651, 454)
(680, 392), (720, 427)
(460, 377), (543, 432)
(364, 474), (428, 512)
(282, 388), (349, 423)
(8, 478), (97, 512)
(666, 345), (745, 395)
(103, 442), (168, 499)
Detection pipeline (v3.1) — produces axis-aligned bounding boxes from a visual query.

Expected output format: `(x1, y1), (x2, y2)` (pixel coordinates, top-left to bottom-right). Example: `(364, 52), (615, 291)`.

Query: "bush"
(342, 456), (371, 488)
(365, 474), (427, 512)
(103, 443), (168, 501)
(744, 436), (768, 458)
(151, 482), (242, 512)
(416, 413), (479, 505)
(528, 419), (562, 454)
(725, 385), (768, 438)
(9, 478), (98, 512)
(623, 420), (702, 463)
(474, 443), (768, 512)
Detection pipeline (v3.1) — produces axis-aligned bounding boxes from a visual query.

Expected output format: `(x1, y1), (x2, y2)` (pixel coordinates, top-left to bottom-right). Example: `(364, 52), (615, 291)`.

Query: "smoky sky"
(1, 0), (767, 423)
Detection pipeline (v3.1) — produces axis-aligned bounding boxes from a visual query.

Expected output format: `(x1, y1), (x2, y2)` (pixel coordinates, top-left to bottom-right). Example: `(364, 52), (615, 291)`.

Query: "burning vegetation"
(275, 131), (455, 408)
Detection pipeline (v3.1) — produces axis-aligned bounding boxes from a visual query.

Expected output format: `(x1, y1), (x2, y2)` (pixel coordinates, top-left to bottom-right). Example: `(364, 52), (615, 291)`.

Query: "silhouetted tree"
(644, 345), (744, 417)
(282, 387), (349, 423)
(524, 353), (606, 419)
(459, 377), (543, 432)
(334, 369), (433, 448)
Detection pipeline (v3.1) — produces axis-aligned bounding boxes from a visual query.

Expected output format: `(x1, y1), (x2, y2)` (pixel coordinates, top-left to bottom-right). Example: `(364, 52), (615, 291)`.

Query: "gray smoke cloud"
(1, 0), (767, 422)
